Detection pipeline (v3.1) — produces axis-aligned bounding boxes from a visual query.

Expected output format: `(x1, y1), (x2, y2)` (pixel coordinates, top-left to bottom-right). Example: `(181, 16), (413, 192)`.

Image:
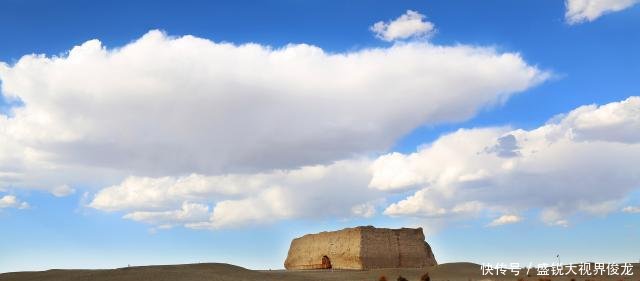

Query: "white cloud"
(383, 188), (447, 217)
(205, 187), (294, 229)
(0, 195), (29, 209)
(51, 184), (75, 197)
(91, 160), (381, 229)
(123, 202), (210, 228)
(577, 199), (621, 215)
(351, 201), (379, 218)
(488, 214), (522, 227)
(0, 30), (547, 194)
(86, 96), (640, 229)
(451, 201), (485, 214)
(540, 208), (570, 227)
(558, 96), (640, 143)
(371, 10), (435, 41)
(622, 206), (640, 213)
(89, 173), (263, 212)
(372, 96), (640, 226)
(4, 28), (636, 232)
(565, 0), (639, 24)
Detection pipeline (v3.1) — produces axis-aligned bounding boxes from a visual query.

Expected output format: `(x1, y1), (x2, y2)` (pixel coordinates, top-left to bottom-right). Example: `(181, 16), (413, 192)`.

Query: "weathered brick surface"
(284, 226), (437, 270)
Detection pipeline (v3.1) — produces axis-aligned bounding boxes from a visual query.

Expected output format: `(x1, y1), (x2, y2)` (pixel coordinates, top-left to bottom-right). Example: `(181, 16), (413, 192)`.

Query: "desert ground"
(0, 262), (637, 281)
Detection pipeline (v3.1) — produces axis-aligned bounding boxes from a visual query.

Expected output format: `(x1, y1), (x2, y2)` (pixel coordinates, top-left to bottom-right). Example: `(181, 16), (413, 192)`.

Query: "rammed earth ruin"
(284, 226), (437, 270)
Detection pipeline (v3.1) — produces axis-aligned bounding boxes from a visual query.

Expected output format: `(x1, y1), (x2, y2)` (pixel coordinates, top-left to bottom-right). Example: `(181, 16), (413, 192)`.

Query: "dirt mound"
(0, 263), (259, 281)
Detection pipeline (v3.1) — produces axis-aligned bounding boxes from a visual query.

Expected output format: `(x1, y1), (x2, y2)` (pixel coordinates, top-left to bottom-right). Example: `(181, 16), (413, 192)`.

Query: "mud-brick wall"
(285, 226), (437, 270)
(359, 227), (437, 269)
(393, 228), (436, 268)
(358, 227), (401, 268)
(284, 227), (363, 270)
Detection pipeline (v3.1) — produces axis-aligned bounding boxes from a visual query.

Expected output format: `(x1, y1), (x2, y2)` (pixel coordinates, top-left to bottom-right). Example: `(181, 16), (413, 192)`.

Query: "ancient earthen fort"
(284, 226), (437, 270)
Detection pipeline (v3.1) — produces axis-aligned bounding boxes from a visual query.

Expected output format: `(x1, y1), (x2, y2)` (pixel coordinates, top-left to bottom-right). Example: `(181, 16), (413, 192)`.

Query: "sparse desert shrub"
(397, 276), (409, 281)
(420, 272), (431, 281)
(378, 275), (388, 281)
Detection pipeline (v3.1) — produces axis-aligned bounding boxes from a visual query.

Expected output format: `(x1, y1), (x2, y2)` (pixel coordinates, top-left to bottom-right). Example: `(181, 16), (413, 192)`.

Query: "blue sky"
(1, 0), (640, 273)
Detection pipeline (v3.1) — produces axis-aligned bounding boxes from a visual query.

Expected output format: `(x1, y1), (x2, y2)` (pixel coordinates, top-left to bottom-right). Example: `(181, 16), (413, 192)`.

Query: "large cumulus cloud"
(90, 97), (640, 229)
(371, 97), (640, 226)
(0, 29), (547, 191)
(90, 160), (378, 229)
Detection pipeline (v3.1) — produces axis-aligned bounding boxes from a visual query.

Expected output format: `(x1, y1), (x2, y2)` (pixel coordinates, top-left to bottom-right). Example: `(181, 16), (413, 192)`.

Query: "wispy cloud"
(566, 0), (639, 24)
(0, 195), (29, 209)
(371, 10), (435, 41)
(622, 206), (640, 213)
(488, 214), (523, 227)
(51, 185), (76, 197)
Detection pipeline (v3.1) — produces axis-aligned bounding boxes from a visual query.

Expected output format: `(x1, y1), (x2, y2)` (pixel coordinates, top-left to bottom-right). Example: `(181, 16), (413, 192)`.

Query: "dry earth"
(0, 262), (637, 281)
